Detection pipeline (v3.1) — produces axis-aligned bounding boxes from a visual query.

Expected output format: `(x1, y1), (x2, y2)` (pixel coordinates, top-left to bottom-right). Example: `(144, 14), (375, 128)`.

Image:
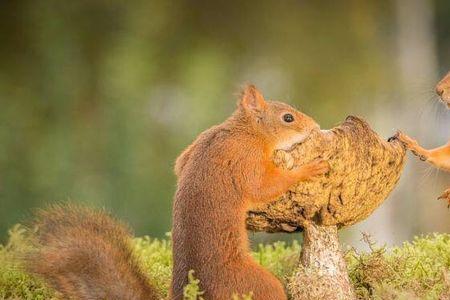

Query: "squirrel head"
(238, 85), (319, 151)
(436, 71), (450, 108)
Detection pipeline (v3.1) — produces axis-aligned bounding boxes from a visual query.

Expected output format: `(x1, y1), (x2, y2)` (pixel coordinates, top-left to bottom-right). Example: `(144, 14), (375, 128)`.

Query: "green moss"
(0, 225), (449, 300)
(251, 241), (301, 285)
(183, 271), (205, 300)
(133, 234), (173, 297)
(0, 225), (56, 300)
(347, 233), (450, 299)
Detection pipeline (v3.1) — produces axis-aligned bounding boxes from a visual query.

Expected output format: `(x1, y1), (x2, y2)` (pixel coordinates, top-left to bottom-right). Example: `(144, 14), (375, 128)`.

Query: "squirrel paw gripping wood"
(438, 188), (450, 207)
(298, 159), (330, 178)
(396, 131), (429, 161)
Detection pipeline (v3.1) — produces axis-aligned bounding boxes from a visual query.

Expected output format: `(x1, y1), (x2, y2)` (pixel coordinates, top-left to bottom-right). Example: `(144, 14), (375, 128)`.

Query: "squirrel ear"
(239, 84), (266, 113)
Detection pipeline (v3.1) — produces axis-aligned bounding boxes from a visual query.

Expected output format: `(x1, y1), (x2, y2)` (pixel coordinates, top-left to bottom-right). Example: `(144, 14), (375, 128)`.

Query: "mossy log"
(246, 116), (406, 300)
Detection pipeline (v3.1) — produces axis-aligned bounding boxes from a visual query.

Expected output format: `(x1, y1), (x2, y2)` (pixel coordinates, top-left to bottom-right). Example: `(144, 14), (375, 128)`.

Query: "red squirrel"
(397, 71), (450, 204)
(171, 85), (329, 299)
(26, 85), (328, 299)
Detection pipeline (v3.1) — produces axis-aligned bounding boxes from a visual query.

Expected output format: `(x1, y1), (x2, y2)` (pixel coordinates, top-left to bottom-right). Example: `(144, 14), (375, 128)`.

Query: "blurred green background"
(0, 0), (449, 245)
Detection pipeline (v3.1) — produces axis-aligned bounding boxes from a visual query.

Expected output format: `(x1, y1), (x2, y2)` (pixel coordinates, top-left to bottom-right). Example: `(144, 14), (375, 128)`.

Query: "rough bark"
(288, 223), (355, 300)
(246, 116), (406, 232)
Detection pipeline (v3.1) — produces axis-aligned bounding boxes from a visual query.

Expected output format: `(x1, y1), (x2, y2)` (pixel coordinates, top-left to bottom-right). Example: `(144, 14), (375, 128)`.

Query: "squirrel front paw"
(302, 159), (330, 178)
(395, 131), (428, 161)
(438, 188), (450, 208)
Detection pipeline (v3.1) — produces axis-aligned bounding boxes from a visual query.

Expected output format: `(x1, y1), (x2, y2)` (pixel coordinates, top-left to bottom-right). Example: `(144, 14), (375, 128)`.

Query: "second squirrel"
(397, 71), (450, 204)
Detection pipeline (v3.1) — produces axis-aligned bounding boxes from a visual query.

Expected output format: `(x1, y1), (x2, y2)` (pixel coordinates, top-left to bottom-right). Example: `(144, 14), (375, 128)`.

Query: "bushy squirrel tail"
(25, 204), (159, 300)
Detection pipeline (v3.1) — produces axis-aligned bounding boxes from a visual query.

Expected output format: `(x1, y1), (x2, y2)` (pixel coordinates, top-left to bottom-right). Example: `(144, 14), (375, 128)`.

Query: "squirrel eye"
(283, 113), (294, 123)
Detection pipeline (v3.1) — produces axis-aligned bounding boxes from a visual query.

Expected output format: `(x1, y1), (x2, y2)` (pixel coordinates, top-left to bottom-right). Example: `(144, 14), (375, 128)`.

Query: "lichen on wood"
(246, 116), (406, 232)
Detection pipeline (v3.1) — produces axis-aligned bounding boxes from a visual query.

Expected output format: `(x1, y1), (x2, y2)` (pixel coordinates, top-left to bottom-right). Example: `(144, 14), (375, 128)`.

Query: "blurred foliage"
(0, 0), (449, 241)
(0, 225), (57, 300)
(0, 225), (449, 299)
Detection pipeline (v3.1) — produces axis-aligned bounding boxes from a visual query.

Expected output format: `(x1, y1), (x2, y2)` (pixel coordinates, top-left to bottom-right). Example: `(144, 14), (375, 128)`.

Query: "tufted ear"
(239, 84), (266, 113)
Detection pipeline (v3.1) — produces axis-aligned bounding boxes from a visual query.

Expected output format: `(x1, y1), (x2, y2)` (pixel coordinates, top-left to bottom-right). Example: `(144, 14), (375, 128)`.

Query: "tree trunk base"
(289, 223), (356, 300)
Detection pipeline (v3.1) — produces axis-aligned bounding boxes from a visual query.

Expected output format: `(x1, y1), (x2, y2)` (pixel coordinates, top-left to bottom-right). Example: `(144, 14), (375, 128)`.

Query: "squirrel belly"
(25, 204), (159, 300)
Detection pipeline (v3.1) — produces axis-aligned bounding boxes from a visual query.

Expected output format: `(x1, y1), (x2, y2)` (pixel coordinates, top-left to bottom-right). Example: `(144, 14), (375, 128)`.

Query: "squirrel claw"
(411, 150), (426, 161)
(395, 131), (428, 160)
(396, 131), (415, 147)
(388, 130), (404, 142)
(437, 189), (450, 207)
(387, 135), (397, 142)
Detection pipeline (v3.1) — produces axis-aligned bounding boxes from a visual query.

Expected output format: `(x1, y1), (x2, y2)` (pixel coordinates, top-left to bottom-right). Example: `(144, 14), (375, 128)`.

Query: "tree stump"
(246, 116), (406, 300)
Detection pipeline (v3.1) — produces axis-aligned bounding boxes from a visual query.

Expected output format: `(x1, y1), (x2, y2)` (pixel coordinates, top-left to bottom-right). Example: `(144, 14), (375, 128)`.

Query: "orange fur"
(397, 71), (450, 205)
(436, 71), (450, 104)
(26, 204), (160, 300)
(171, 85), (329, 299)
